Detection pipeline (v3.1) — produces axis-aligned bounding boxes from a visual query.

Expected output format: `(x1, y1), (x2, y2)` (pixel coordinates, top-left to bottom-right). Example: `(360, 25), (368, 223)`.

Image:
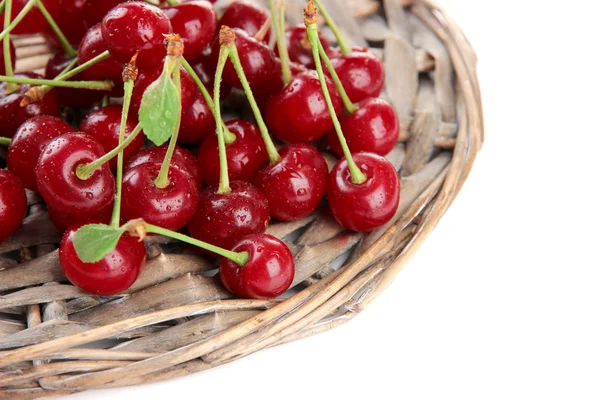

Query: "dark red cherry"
(0, 39), (16, 75)
(252, 60), (306, 109)
(0, 72), (61, 139)
(82, 0), (126, 30)
(218, 1), (271, 43)
(328, 152), (400, 232)
(126, 145), (203, 189)
(59, 227), (146, 295)
(328, 98), (399, 158)
(121, 163), (199, 231)
(190, 50), (231, 98)
(7, 115), (73, 192)
(101, 2), (173, 69)
(188, 181), (270, 253)
(162, 1), (217, 60)
(254, 144), (328, 221)
(197, 119), (268, 186)
(327, 49), (385, 103)
(80, 105), (145, 173)
(45, 52), (104, 107)
(48, 206), (112, 233)
(43, 0), (87, 48)
(1, 0), (60, 35)
(276, 25), (331, 69)
(220, 234), (294, 299)
(0, 169), (27, 243)
(265, 71), (342, 143)
(35, 133), (115, 218)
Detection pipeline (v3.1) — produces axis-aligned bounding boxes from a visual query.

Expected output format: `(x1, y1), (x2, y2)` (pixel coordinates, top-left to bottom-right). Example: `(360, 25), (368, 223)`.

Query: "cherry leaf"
(73, 224), (126, 263)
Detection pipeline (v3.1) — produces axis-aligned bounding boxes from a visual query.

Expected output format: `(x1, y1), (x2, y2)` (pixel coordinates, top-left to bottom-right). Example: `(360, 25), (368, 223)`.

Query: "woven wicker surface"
(0, 0), (483, 397)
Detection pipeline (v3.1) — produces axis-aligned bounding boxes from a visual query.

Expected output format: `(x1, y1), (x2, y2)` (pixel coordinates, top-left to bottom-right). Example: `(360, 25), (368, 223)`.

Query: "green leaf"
(73, 224), (126, 263)
(138, 68), (181, 146)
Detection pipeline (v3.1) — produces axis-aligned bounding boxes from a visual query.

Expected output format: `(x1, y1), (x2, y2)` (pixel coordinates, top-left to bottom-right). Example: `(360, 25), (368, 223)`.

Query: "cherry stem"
(317, 40), (357, 114)
(181, 57), (236, 144)
(214, 42), (232, 194)
(0, 1), (5, 14)
(3, 0), (16, 93)
(305, 8), (366, 184)
(0, 136), (10, 146)
(0, 75), (114, 90)
(34, 0), (76, 58)
(0, 0), (35, 42)
(164, 0), (178, 5)
(253, 14), (272, 42)
(312, 0), (351, 55)
(270, 0), (292, 86)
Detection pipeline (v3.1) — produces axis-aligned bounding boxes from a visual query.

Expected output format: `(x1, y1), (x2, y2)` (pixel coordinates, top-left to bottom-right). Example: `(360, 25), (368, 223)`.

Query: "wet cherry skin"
(7, 115), (73, 192)
(121, 163), (199, 232)
(276, 25), (331, 69)
(2, 0), (61, 35)
(328, 98), (399, 158)
(254, 144), (328, 221)
(264, 71), (342, 144)
(0, 72), (61, 139)
(82, 0), (127, 30)
(188, 181), (270, 253)
(328, 152), (400, 232)
(80, 105), (145, 173)
(101, 2), (173, 69)
(218, 1), (271, 43)
(327, 49), (385, 103)
(48, 206), (111, 233)
(197, 119), (268, 186)
(45, 52), (104, 108)
(0, 169), (27, 243)
(162, 1), (217, 61)
(43, 0), (87, 48)
(220, 234), (294, 299)
(35, 133), (116, 218)
(0, 40), (16, 75)
(59, 227), (146, 296)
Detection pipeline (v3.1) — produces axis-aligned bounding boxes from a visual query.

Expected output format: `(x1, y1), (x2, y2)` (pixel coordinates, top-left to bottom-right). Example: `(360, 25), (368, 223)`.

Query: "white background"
(69, 0), (600, 399)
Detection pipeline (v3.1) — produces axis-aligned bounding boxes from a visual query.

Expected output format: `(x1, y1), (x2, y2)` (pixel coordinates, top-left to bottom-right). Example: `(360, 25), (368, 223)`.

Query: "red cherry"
(80, 105), (145, 173)
(254, 144), (328, 221)
(121, 163), (199, 231)
(197, 119), (268, 186)
(1, 0), (60, 35)
(45, 52), (104, 108)
(327, 49), (385, 103)
(218, 1), (271, 43)
(220, 234), (294, 299)
(48, 206), (112, 233)
(43, 0), (87, 48)
(0, 72), (61, 139)
(276, 25), (331, 69)
(265, 71), (342, 144)
(126, 145), (203, 189)
(0, 169), (27, 243)
(252, 60), (306, 109)
(82, 0), (126, 30)
(7, 115), (73, 191)
(0, 39), (16, 76)
(162, 1), (216, 61)
(59, 227), (146, 295)
(101, 2), (173, 68)
(189, 181), (270, 252)
(328, 152), (400, 232)
(328, 98), (399, 157)
(35, 133), (115, 218)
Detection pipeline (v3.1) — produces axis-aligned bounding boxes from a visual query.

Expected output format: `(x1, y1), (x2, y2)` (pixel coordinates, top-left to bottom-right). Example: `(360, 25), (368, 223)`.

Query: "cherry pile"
(0, 0), (400, 300)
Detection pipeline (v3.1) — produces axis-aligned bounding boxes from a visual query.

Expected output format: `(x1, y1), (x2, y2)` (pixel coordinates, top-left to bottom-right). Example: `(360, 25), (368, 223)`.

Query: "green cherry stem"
(222, 26), (281, 164)
(3, 0), (16, 93)
(0, 1), (5, 14)
(305, 1), (365, 184)
(164, 0), (178, 5)
(0, 136), (10, 146)
(0, 0), (35, 42)
(34, 0), (76, 58)
(317, 40), (357, 114)
(270, 0), (292, 85)
(214, 37), (232, 194)
(312, 0), (351, 55)
(0, 75), (113, 90)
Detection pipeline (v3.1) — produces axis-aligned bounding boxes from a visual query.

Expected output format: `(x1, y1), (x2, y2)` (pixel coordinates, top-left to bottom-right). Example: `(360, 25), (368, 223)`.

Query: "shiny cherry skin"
(59, 227), (146, 296)
(7, 115), (73, 191)
(197, 120), (268, 186)
(35, 133), (116, 218)
(43, 0), (87, 48)
(276, 25), (331, 69)
(80, 105), (145, 173)
(0, 39), (16, 75)
(0, 169), (27, 243)
(82, 0), (126, 30)
(328, 98), (399, 157)
(162, 1), (216, 60)
(218, 1), (271, 43)
(48, 206), (112, 233)
(328, 152), (400, 232)
(121, 163), (199, 231)
(126, 145), (203, 189)
(220, 234), (294, 299)
(265, 71), (342, 143)
(252, 60), (306, 109)
(101, 2), (173, 69)
(0, 72), (61, 139)
(327, 49), (385, 103)
(254, 144), (328, 221)
(2, 0), (60, 35)
(188, 181), (270, 253)
(45, 52), (104, 108)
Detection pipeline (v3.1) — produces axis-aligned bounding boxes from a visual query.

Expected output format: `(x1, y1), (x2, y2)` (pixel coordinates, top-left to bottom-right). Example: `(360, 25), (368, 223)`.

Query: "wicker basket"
(0, 0), (483, 397)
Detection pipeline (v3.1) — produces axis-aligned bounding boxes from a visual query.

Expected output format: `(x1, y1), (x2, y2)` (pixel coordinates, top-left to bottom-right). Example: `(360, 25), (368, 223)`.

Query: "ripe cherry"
(218, 1), (271, 43)
(328, 98), (399, 157)
(162, 1), (217, 61)
(0, 169), (27, 243)
(276, 25), (331, 69)
(59, 227), (146, 295)
(197, 119), (268, 186)
(220, 233), (294, 299)
(80, 105), (145, 173)
(101, 2), (173, 69)
(45, 52), (104, 108)
(328, 152), (400, 232)
(2, 0), (61, 35)
(327, 49), (385, 103)
(264, 71), (342, 143)
(43, 0), (87, 48)
(35, 133), (115, 218)
(7, 115), (73, 192)
(254, 144), (328, 221)
(121, 163), (199, 232)
(0, 72), (61, 139)
(82, 0), (126, 30)
(252, 59), (306, 109)
(0, 39), (16, 75)
(48, 206), (111, 233)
